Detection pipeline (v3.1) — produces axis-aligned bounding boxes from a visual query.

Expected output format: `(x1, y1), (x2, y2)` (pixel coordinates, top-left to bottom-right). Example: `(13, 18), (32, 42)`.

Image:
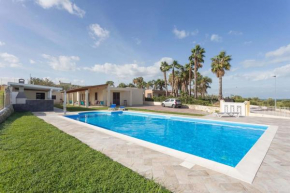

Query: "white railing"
(250, 106), (290, 117)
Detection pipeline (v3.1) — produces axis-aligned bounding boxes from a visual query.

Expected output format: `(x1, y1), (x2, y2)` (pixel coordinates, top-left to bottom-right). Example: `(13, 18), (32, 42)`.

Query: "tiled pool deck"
(34, 111), (290, 193)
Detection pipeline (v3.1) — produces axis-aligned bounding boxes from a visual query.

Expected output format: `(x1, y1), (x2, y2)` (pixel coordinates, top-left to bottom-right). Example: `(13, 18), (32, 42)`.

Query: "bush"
(144, 97), (154, 101)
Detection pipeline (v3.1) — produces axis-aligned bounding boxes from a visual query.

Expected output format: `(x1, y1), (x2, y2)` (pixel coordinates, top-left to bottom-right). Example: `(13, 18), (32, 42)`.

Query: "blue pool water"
(66, 111), (267, 167)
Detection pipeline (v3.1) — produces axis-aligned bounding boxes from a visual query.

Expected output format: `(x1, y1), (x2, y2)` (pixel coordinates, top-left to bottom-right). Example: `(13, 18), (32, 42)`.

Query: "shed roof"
(8, 82), (62, 91)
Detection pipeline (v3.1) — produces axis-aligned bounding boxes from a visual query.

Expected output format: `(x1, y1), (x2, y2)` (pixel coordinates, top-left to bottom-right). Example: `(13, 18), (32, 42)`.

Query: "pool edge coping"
(60, 111), (278, 184)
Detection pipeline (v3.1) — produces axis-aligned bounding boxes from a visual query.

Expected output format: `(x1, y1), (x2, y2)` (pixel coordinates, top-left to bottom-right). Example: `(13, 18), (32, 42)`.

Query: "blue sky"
(1, 0), (290, 98)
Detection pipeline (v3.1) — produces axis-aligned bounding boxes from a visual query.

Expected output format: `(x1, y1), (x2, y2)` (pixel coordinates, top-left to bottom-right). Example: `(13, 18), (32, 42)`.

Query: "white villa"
(65, 84), (144, 107)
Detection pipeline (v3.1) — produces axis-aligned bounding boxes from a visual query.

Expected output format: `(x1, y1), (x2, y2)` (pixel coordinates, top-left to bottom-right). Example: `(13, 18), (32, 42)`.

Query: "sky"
(0, 0), (290, 99)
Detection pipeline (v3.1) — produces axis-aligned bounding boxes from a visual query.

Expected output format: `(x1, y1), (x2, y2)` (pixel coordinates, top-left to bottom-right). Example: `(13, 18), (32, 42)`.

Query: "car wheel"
(162, 103), (165, 107)
(178, 106), (181, 108)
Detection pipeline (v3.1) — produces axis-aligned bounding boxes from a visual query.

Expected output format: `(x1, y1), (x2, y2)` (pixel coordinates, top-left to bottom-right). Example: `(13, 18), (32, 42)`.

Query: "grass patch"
(54, 104), (108, 112)
(127, 107), (205, 117)
(0, 112), (170, 192)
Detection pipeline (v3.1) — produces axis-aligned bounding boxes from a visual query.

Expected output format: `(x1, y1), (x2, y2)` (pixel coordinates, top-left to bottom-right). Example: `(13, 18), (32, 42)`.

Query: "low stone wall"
(143, 101), (220, 113)
(144, 101), (162, 106)
(185, 104), (220, 113)
(0, 105), (14, 124)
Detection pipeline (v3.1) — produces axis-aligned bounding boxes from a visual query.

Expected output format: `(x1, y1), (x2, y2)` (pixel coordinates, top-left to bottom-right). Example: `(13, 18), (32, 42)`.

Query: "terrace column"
(66, 92), (69, 104)
(47, 89), (52, 99)
(63, 91), (67, 115)
(129, 90), (133, 106)
(77, 92), (80, 106)
(71, 93), (74, 106)
(107, 86), (110, 106)
(85, 90), (89, 108)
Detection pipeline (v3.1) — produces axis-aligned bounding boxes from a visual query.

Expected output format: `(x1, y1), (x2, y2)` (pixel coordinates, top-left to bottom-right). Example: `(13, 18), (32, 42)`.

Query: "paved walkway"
(34, 111), (290, 193)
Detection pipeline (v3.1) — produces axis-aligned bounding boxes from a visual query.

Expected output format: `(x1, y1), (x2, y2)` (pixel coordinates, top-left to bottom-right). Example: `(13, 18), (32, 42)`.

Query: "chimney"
(19, 79), (25, 84)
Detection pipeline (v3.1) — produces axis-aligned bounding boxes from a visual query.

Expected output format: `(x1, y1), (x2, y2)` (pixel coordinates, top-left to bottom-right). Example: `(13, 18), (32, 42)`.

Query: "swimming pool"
(66, 111), (268, 167)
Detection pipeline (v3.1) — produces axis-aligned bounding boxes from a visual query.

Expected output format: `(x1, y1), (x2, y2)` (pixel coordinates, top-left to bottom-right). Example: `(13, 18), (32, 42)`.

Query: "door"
(113, 92), (120, 105)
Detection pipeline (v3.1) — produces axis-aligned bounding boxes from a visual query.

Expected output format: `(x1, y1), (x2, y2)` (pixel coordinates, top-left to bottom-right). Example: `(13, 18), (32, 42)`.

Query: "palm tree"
(198, 76), (212, 98)
(146, 80), (154, 89)
(189, 45), (205, 98)
(127, 83), (135, 88)
(160, 61), (170, 96)
(155, 79), (165, 90)
(117, 83), (127, 88)
(106, 81), (114, 87)
(132, 77), (144, 88)
(170, 60), (181, 97)
(211, 51), (232, 100)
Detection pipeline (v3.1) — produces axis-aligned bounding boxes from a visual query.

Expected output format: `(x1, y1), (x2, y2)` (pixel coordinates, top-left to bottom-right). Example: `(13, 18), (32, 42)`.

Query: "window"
(165, 99), (170, 102)
(95, 92), (98, 100)
(52, 95), (56, 100)
(36, 93), (45, 100)
(147, 93), (152, 98)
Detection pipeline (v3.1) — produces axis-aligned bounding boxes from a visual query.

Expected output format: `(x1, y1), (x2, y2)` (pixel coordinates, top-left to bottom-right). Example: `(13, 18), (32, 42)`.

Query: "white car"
(161, 98), (182, 108)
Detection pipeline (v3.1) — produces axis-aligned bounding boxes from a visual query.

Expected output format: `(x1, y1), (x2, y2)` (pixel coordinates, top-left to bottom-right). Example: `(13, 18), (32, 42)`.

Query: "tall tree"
(30, 77), (55, 86)
(198, 76), (212, 98)
(160, 61), (170, 96)
(106, 81), (114, 87)
(146, 80), (154, 89)
(189, 45), (205, 98)
(170, 60), (179, 97)
(211, 51), (232, 100)
(132, 77), (144, 88)
(127, 83), (135, 88)
(117, 83), (127, 88)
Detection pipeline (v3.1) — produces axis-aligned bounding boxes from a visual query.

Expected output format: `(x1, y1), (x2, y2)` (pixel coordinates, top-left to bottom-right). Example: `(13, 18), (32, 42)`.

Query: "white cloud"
(0, 41), (5, 46)
(42, 54), (79, 71)
(242, 64), (290, 81)
(241, 43), (290, 68)
(30, 59), (36, 64)
(89, 24), (110, 47)
(228, 30), (243, 35)
(0, 52), (22, 68)
(210, 34), (222, 42)
(172, 27), (198, 39)
(173, 27), (189, 39)
(84, 57), (173, 79)
(35, 0), (85, 18)
(265, 44), (290, 58)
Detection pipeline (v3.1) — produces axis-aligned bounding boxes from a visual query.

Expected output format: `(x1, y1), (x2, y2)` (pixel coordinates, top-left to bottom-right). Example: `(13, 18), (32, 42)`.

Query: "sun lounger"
(108, 104), (117, 111)
(215, 112), (240, 118)
(118, 106), (126, 111)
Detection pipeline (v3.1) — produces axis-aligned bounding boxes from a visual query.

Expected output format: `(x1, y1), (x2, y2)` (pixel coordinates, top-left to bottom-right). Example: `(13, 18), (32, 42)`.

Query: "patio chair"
(214, 112), (240, 118)
(108, 104), (117, 111)
(80, 101), (85, 106)
(118, 106), (126, 111)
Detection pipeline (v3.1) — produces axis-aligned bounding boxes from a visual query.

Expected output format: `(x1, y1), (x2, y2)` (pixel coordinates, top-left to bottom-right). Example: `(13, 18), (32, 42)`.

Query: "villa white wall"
(24, 90), (47, 100)
(220, 100), (248, 116)
(89, 86), (106, 105)
(132, 89), (144, 105)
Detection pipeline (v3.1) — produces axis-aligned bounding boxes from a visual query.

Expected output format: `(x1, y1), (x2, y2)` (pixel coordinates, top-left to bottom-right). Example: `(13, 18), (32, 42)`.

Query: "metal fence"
(250, 106), (290, 117)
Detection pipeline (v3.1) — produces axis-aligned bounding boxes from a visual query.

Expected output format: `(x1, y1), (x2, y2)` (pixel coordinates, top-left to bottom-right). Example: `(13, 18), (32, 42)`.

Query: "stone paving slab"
(34, 112), (290, 193)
